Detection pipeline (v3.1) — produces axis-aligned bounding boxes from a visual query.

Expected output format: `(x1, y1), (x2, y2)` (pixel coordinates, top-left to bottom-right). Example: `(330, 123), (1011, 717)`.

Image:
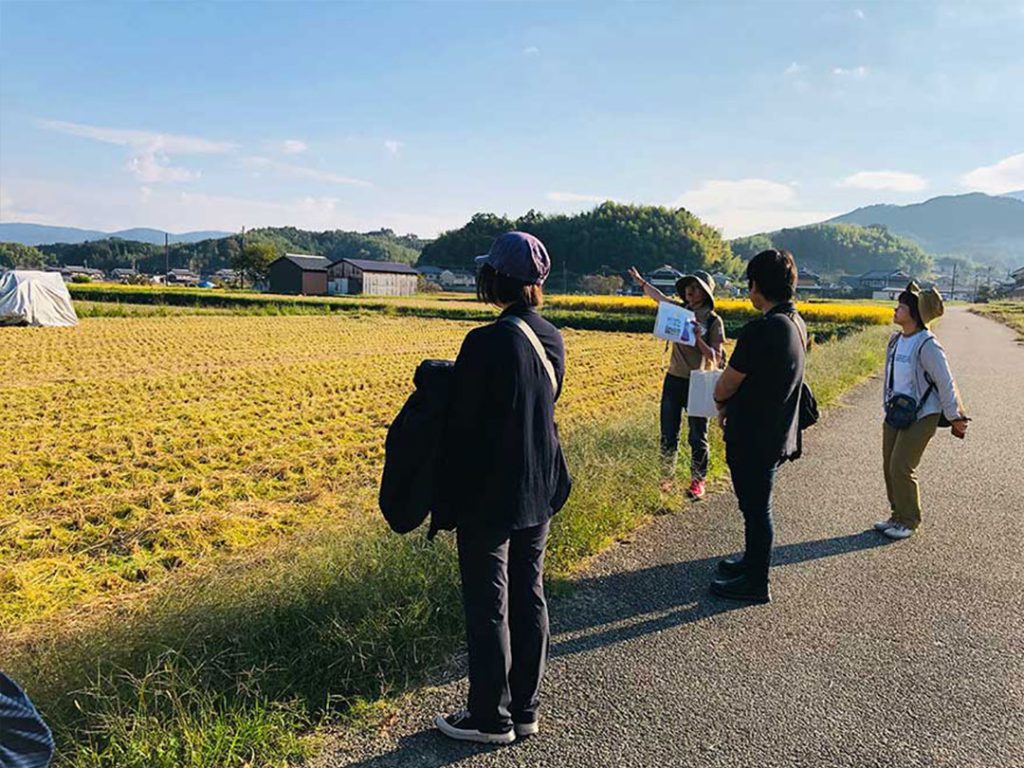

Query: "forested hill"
(827, 193), (1024, 268)
(730, 223), (933, 277)
(417, 203), (741, 277)
(1, 227), (427, 273)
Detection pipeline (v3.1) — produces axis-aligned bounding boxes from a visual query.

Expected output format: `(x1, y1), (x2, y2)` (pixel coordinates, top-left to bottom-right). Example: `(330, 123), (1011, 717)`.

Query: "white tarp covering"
(0, 271), (79, 327)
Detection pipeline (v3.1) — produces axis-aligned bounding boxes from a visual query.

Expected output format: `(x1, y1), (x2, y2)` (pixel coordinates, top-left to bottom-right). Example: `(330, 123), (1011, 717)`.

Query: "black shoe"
(710, 574), (771, 603)
(717, 555), (746, 576)
(434, 711), (515, 744)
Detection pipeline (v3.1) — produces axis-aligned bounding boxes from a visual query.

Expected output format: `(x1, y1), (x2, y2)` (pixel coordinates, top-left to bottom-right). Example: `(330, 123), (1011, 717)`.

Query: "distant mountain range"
(4, 189), (1023, 268)
(0, 223), (233, 246)
(826, 192), (1024, 268)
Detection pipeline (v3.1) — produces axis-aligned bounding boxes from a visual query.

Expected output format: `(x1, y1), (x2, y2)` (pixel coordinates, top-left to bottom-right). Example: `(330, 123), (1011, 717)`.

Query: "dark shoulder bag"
(784, 313), (819, 430)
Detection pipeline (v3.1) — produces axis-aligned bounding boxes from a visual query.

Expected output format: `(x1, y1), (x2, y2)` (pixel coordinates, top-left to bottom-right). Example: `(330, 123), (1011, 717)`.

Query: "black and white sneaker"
(434, 711), (515, 744)
(514, 719), (539, 737)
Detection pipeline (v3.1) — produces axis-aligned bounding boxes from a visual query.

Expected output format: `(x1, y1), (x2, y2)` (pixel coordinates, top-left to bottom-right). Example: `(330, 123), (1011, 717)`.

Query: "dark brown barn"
(267, 253), (330, 295)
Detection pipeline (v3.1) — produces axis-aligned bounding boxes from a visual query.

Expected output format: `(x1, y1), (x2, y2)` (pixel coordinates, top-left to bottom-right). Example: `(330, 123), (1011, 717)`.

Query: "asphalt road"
(315, 308), (1023, 768)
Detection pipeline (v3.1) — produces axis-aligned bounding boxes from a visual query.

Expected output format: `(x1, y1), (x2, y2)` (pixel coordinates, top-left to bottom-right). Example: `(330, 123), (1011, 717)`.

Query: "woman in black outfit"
(435, 231), (571, 745)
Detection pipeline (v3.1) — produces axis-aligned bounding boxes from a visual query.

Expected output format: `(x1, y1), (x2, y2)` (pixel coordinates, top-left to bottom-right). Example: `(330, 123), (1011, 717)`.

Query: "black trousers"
(726, 448), (779, 584)
(456, 521), (550, 732)
(660, 373), (710, 479)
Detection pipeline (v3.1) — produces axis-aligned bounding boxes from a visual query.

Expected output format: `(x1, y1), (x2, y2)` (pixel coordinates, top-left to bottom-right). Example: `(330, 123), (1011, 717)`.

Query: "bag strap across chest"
(501, 315), (558, 396)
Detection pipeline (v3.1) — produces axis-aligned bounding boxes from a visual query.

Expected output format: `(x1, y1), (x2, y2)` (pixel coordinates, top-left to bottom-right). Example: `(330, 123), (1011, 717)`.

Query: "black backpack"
(378, 359), (455, 538)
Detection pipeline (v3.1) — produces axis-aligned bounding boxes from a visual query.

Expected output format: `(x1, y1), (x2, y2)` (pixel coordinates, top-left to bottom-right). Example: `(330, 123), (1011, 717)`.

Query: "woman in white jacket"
(875, 282), (969, 540)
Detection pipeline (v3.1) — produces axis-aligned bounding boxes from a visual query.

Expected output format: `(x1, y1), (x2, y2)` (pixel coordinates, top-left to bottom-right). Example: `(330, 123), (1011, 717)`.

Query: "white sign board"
(653, 301), (696, 345)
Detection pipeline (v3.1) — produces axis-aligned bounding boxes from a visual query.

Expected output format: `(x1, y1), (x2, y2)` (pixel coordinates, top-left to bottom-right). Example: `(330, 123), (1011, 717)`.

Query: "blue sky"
(1, 0), (1022, 237)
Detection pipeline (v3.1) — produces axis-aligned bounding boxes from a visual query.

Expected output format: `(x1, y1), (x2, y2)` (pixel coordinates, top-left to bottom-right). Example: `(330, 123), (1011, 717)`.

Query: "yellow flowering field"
(0, 314), (676, 633)
(546, 294), (893, 325)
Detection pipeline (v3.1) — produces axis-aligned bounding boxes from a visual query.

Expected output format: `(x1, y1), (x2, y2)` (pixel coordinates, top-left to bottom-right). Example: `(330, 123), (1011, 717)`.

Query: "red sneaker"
(687, 479), (706, 500)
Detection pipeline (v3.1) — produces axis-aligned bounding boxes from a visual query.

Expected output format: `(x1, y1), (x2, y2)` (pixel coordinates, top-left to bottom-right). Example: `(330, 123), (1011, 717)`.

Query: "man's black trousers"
(456, 521), (550, 732)
(726, 448), (780, 584)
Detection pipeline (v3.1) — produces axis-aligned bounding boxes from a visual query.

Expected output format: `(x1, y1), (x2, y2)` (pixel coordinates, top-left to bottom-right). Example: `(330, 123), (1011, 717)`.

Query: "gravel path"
(314, 308), (1023, 768)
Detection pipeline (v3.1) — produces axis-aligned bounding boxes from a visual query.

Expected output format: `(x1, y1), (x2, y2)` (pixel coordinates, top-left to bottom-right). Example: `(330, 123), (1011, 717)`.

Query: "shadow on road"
(336, 530), (890, 767)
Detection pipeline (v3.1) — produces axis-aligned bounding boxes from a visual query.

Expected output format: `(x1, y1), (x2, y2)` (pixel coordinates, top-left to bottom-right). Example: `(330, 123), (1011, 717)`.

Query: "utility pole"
(164, 232), (170, 276)
(950, 262), (958, 298)
(239, 226), (246, 289)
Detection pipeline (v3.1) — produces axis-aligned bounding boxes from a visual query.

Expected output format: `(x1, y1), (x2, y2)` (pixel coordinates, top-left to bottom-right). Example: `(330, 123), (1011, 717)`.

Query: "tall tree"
(0, 242), (52, 269)
(232, 242), (278, 285)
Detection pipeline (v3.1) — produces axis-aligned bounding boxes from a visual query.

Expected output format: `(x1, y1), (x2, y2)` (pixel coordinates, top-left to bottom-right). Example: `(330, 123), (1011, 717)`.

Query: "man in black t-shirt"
(712, 249), (807, 603)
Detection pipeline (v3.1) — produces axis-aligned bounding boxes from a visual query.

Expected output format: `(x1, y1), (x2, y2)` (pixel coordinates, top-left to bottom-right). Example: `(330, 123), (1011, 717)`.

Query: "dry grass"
(1, 314), (677, 633)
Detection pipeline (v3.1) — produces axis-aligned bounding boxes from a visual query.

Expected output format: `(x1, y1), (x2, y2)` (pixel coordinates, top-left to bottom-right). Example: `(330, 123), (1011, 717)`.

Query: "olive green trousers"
(882, 413), (940, 529)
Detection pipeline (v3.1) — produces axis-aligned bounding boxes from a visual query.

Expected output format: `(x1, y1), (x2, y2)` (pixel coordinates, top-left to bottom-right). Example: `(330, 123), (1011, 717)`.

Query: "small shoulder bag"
(783, 313), (819, 430)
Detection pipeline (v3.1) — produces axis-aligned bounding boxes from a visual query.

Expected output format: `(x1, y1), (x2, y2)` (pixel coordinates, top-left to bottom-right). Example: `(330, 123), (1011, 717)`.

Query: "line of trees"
(729, 223), (933, 278)
(5, 215), (941, 286)
(417, 203), (743, 284)
(0, 242), (52, 270)
(9, 227), (427, 277)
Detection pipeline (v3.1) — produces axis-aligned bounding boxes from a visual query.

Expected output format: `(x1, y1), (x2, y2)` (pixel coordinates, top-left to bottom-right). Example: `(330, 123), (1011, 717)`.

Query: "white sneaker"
(514, 720), (539, 737)
(434, 711), (515, 744)
(873, 517), (897, 532)
(882, 524), (914, 540)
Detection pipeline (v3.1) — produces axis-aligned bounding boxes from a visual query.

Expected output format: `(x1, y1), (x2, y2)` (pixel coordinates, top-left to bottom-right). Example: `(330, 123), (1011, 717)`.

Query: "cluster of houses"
(1009, 266), (1024, 299)
(638, 265), (1024, 301)
(21, 255), (1024, 301)
(42, 265), (238, 287)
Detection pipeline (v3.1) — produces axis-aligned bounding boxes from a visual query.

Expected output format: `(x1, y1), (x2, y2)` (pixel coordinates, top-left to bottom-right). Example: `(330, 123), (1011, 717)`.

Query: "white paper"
(653, 301), (696, 345)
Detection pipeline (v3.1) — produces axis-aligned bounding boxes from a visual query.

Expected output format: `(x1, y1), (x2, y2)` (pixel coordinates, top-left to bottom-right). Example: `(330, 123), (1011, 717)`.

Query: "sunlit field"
(1, 315), (671, 631)
(2, 307), (892, 767)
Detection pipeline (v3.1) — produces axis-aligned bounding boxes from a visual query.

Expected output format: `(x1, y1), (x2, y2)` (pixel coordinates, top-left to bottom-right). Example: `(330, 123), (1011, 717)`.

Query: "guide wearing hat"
(628, 266), (725, 500)
(874, 281), (969, 541)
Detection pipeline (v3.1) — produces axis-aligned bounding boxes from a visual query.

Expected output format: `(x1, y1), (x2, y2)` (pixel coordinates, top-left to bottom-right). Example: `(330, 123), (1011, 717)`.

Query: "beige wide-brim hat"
(905, 281), (944, 327)
(675, 269), (716, 309)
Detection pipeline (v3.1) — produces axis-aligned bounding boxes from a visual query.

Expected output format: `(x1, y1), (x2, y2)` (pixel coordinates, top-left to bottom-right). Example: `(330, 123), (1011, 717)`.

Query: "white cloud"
(837, 170), (928, 192)
(854, 8), (866, 20)
(0, 188), (55, 223)
(673, 178), (837, 238)
(40, 119), (235, 154)
(523, 46), (540, 56)
(40, 118), (235, 184)
(545, 191), (613, 204)
(676, 178), (796, 210)
(960, 152), (1024, 195)
(1, 177), (454, 236)
(126, 153), (200, 183)
(832, 66), (869, 78)
(383, 139), (403, 157)
(282, 139), (308, 154)
(784, 62), (805, 76)
(242, 156), (372, 187)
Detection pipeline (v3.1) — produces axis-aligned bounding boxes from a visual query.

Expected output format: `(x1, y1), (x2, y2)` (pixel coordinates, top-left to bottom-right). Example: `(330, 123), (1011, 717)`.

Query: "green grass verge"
(8, 324), (892, 767)
(971, 301), (1024, 339)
